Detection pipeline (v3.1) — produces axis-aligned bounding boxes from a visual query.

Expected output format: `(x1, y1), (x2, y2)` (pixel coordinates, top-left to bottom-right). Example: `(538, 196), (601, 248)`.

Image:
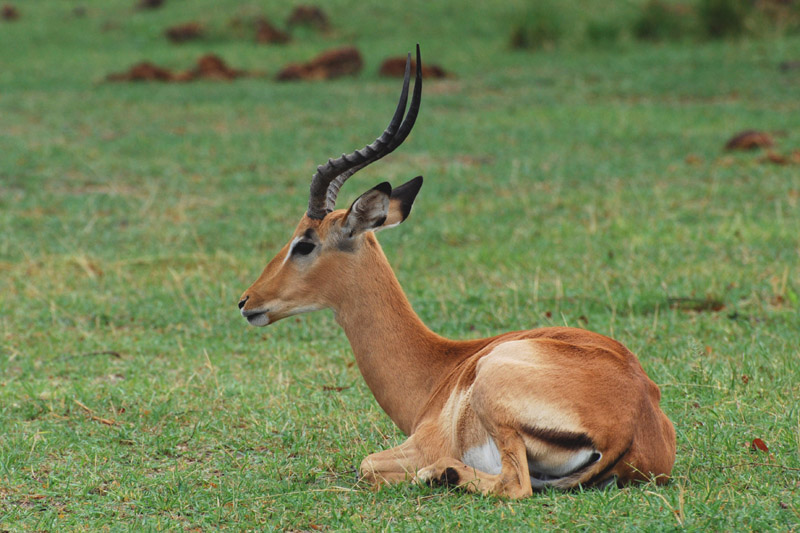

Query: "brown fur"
(240, 207), (676, 498)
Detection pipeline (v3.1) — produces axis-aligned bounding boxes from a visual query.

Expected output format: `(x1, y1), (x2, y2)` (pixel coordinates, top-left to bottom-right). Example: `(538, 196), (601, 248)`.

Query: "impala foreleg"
(359, 437), (426, 487)
(415, 427), (533, 499)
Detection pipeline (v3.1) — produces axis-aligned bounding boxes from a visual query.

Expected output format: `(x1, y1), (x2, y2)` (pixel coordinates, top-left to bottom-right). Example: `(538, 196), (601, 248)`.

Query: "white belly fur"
(462, 438), (502, 475)
(462, 440), (600, 483)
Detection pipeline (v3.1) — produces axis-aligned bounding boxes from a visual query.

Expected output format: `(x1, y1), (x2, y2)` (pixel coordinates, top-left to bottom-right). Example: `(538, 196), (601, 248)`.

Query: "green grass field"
(1, 0), (799, 530)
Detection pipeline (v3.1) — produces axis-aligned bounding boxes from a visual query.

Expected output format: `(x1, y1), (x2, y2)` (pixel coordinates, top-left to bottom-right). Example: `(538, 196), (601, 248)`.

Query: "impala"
(238, 46), (676, 498)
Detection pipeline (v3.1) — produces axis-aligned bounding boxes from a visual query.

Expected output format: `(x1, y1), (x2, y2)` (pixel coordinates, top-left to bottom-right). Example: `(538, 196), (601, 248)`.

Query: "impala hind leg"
(359, 437), (427, 487)
(416, 427), (532, 499)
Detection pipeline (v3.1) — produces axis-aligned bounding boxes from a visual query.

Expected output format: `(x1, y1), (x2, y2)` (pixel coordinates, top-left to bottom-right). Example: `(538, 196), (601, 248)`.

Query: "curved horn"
(307, 44), (423, 220)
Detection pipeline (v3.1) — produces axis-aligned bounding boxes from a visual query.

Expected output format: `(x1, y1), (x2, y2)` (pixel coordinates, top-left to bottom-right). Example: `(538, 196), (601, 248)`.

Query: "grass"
(2, 0), (800, 530)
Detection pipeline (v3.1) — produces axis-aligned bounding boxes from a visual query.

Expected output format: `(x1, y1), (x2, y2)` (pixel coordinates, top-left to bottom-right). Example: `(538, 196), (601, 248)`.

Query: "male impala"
(239, 46), (676, 498)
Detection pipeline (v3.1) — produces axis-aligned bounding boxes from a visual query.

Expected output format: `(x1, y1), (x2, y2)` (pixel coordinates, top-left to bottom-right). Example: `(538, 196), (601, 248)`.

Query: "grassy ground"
(1, 0), (799, 530)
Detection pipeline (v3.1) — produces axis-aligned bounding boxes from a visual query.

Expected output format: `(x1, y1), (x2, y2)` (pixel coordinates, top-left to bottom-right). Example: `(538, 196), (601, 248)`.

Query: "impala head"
(238, 46), (424, 327)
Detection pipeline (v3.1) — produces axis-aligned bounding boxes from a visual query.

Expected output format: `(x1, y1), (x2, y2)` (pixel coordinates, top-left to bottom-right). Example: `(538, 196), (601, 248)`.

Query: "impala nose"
(238, 295), (249, 310)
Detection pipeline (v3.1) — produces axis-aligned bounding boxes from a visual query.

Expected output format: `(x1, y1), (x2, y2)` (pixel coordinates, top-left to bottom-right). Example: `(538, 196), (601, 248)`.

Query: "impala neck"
(328, 235), (469, 435)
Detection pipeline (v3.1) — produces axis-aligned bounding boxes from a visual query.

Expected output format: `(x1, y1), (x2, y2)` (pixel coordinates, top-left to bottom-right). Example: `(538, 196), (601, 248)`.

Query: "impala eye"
(292, 241), (316, 256)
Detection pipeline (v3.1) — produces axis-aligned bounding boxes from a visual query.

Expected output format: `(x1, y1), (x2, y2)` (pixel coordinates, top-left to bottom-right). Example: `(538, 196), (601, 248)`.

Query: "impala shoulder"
(472, 338), (547, 374)
(528, 327), (639, 360)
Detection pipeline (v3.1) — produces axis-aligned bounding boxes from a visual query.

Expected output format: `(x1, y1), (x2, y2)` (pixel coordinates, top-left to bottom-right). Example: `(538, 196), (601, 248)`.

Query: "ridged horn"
(307, 44), (423, 219)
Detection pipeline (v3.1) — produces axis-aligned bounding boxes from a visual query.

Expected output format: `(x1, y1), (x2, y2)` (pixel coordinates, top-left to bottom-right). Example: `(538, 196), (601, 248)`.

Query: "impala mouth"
(241, 308), (270, 327)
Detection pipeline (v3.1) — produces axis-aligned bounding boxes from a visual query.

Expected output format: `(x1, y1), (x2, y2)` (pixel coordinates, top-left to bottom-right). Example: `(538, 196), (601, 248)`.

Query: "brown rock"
(165, 22), (204, 43)
(276, 46), (363, 81)
(379, 56), (449, 79)
(724, 130), (774, 151)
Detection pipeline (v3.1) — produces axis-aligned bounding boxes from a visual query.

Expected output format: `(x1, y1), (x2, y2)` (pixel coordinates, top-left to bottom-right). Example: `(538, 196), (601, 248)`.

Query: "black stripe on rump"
(520, 425), (595, 450)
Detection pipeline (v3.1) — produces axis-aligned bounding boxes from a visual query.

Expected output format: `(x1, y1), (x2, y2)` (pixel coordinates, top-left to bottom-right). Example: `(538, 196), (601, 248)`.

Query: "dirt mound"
(379, 56), (449, 79)
(287, 5), (329, 30)
(724, 130), (774, 151)
(106, 62), (175, 82)
(779, 60), (800, 72)
(107, 55), (249, 83)
(256, 17), (290, 44)
(165, 22), (204, 43)
(276, 46), (363, 81)
(759, 150), (800, 166)
(2, 4), (19, 20)
(137, 0), (164, 10)
(181, 53), (245, 81)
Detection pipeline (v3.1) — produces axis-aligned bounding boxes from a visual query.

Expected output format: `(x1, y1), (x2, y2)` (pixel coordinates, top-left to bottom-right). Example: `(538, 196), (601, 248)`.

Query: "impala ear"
(342, 182), (392, 238)
(342, 176), (423, 238)
(381, 175), (423, 230)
